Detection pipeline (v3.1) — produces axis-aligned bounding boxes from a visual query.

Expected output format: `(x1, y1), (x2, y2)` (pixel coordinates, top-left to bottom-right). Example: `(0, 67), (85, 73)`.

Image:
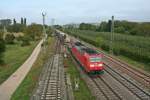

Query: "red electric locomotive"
(71, 42), (104, 75)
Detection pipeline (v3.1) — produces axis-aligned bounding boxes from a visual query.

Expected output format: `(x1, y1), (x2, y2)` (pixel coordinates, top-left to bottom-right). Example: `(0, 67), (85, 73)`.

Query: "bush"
(0, 30), (5, 64)
(21, 36), (30, 46)
(16, 36), (24, 41)
(5, 34), (15, 44)
(101, 43), (109, 51)
(114, 26), (125, 33)
(24, 24), (43, 40)
(0, 39), (5, 64)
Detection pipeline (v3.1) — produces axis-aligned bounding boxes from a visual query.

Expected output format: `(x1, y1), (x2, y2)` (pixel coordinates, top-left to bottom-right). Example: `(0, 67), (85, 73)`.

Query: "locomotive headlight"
(98, 64), (103, 66)
(90, 64), (94, 67)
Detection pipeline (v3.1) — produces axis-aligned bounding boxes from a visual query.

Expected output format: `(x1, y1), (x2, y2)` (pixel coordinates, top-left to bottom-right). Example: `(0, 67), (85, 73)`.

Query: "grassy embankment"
(0, 41), (38, 84)
(65, 29), (150, 72)
(11, 37), (55, 100)
(64, 55), (95, 100)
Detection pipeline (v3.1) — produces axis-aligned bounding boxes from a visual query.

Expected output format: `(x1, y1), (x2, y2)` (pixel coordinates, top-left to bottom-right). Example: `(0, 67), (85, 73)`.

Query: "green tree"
(136, 23), (150, 36)
(21, 18), (24, 25)
(13, 19), (16, 25)
(21, 35), (31, 46)
(24, 24), (43, 40)
(7, 24), (26, 33)
(54, 25), (63, 30)
(5, 34), (15, 44)
(79, 23), (96, 31)
(114, 26), (126, 33)
(0, 30), (5, 64)
(98, 21), (109, 32)
(24, 18), (27, 26)
(129, 23), (150, 36)
(46, 27), (53, 36)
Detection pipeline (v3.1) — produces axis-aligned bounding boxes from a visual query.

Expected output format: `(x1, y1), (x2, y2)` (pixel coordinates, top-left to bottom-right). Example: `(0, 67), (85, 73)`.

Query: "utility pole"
(109, 16), (114, 54)
(51, 18), (55, 34)
(42, 12), (47, 54)
(3, 26), (7, 33)
(42, 12), (47, 42)
(3, 26), (7, 40)
(51, 18), (55, 27)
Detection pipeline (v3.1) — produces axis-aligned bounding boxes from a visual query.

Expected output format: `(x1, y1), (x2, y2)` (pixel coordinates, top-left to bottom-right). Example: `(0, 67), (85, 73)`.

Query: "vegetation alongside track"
(11, 37), (55, 100)
(64, 29), (150, 72)
(0, 41), (38, 84)
(64, 56), (95, 100)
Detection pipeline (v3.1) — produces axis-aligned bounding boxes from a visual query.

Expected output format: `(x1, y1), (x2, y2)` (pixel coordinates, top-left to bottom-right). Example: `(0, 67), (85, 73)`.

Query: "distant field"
(65, 29), (150, 72)
(0, 41), (38, 84)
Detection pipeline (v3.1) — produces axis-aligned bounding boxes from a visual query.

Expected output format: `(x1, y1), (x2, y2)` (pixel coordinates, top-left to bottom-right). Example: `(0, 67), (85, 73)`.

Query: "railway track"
(68, 48), (150, 100)
(104, 64), (150, 100)
(40, 54), (67, 100)
(103, 55), (150, 89)
(67, 42), (150, 100)
(31, 38), (69, 100)
(92, 77), (121, 100)
(73, 35), (150, 90)
(53, 31), (150, 100)
(69, 52), (107, 100)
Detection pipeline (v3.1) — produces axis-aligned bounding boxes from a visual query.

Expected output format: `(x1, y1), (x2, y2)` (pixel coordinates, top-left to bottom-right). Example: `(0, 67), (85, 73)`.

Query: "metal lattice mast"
(109, 16), (114, 54)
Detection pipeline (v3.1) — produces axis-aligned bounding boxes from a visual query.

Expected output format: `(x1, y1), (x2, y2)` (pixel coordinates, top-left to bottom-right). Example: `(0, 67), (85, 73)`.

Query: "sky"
(0, 0), (150, 25)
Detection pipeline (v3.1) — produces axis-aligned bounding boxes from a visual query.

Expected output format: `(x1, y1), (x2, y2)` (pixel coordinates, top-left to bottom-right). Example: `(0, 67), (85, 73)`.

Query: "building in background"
(0, 19), (12, 26)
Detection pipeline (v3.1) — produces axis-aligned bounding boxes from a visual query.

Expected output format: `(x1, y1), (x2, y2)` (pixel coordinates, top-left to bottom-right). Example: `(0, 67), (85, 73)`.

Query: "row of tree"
(79, 23), (97, 31)
(78, 21), (150, 36)
(13, 18), (26, 25)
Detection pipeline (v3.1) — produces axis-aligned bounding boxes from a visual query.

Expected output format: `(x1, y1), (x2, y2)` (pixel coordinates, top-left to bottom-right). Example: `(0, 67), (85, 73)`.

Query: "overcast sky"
(0, 0), (150, 25)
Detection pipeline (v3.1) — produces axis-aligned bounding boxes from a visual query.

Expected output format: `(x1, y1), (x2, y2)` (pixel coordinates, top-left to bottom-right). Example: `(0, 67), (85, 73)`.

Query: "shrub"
(21, 36), (30, 46)
(16, 36), (24, 41)
(114, 26), (125, 33)
(5, 34), (15, 44)
(0, 30), (5, 64)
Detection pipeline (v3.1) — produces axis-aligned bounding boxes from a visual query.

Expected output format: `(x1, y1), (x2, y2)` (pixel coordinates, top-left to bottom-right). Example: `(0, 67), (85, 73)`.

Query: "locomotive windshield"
(83, 48), (99, 55)
(90, 57), (101, 62)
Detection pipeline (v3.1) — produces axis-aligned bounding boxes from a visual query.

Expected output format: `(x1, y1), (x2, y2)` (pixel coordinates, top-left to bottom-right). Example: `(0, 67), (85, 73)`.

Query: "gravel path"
(0, 40), (43, 100)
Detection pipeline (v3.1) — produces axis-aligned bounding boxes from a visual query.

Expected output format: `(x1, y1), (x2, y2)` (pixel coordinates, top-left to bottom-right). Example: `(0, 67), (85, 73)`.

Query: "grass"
(11, 37), (55, 100)
(0, 41), (38, 84)
(64, 57), (95, 100)
(117, 55), (150, 72)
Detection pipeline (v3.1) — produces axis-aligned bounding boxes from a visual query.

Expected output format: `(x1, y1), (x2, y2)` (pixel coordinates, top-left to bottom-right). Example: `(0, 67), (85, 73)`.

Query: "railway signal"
(42, 12), (47, 54)
(42, 12), (47, 41)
